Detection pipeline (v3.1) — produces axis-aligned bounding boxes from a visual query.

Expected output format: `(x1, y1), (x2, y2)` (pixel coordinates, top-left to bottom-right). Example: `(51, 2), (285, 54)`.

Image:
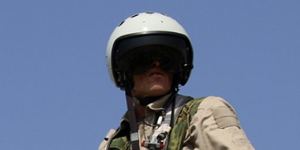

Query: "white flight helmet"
(106, 12), (193, 89)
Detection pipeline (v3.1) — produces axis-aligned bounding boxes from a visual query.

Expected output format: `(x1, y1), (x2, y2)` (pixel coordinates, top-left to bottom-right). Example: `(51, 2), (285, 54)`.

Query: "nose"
(152, 61), (161, 68)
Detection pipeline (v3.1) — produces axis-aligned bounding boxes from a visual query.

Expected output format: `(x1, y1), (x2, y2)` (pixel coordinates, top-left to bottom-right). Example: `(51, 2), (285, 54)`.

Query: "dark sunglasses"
(128, 54), (179, 74)
(117, 45), (183, 75)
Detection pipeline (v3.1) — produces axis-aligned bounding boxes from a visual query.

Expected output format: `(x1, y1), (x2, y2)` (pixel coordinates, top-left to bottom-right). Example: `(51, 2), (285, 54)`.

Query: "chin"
(149, 85), (169, 96)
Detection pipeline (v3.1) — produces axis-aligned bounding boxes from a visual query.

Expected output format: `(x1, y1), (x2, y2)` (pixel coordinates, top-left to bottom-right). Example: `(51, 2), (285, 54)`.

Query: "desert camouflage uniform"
(99, 95), (254, 150)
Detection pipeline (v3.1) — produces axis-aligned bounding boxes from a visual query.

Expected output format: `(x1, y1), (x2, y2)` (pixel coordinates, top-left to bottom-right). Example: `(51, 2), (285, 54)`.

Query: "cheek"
(132, 75), (146, 91)
(163, 74), (173, 90)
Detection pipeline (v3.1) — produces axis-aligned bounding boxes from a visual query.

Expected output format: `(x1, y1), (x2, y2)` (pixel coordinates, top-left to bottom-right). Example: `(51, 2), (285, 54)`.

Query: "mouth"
(147, 69), (164, 77)
(150, 71), (163, 76)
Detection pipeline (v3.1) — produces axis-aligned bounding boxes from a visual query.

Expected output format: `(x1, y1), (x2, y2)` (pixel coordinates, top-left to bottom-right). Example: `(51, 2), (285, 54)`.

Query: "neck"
(132, 93), (174, 120)
(136, 91), (172, 106)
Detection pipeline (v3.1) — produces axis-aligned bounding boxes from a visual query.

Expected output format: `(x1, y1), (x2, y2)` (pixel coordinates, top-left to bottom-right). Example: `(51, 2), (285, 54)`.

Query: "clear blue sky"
(1, 0), (299, 150)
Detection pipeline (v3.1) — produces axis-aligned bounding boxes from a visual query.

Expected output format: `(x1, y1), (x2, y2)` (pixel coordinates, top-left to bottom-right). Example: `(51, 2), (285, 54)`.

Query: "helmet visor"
(117, 46), (182, 74)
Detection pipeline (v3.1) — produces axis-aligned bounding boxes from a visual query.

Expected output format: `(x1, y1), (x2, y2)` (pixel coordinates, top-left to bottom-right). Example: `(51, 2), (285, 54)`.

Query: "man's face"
(131, 61), (173, 98)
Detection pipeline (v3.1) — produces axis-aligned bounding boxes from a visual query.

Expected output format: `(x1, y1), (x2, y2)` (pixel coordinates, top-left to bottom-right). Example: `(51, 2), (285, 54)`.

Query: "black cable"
(124, 82), (140, 150)
(170, 94), (176, 128)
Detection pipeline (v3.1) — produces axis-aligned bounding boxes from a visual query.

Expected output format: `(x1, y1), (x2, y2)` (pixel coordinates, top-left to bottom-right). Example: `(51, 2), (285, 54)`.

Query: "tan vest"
(108, 97), (204, 150)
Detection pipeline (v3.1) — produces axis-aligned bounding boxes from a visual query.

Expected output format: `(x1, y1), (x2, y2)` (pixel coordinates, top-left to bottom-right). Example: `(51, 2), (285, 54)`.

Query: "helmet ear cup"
(180, 67), (192, 85)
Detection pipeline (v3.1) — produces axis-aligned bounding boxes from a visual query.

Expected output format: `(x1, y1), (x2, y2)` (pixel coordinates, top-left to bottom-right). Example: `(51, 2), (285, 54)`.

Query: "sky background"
(1, 0), (299, 150)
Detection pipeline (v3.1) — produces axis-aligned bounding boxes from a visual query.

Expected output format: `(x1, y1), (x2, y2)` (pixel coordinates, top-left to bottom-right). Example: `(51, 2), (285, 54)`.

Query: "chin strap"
(120, 70), (139, 150)
(125, 88), (140, 150)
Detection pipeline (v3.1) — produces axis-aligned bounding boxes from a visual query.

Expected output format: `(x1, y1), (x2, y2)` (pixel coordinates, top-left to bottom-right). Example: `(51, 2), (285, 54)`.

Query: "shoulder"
(198, 96), (237, 113)
(193, 96), (240, 128)
(98, 129), (116, 150)
(178, 95), (237, 115)
(184, 96), (255, 149)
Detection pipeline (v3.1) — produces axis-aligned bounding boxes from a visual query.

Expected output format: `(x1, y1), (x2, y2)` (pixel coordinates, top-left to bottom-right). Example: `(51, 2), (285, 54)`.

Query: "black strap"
(125, 90), (140, 150)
